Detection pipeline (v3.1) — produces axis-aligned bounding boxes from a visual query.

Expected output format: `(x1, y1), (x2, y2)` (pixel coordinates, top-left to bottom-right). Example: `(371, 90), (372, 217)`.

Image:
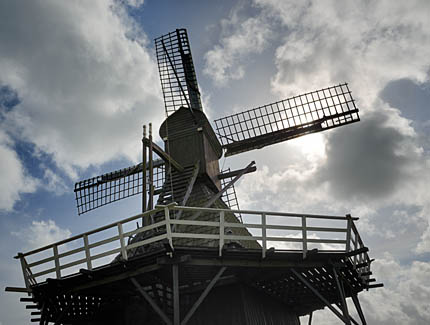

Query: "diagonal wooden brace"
(333, 267), (351, 324)
(291, 268), (349, 324)
(181, 267), (227, 325)
(131, 277), (172, 325)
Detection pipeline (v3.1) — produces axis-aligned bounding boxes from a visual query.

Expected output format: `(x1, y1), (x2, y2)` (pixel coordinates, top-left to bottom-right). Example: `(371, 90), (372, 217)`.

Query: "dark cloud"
(381, 79), (430, 154)
(380, 78), (430, 122)
(0, 85), (19, 112)
(317, 109), (415, 201)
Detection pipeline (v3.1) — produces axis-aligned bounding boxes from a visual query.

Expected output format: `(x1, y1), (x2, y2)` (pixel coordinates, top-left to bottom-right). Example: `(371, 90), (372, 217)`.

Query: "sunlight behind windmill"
(7, 28), (381, 325)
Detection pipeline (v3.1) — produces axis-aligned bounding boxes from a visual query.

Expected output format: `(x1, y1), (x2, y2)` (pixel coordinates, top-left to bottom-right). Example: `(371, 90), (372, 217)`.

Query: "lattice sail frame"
(214, 83), (359, 156)
(155, 29), (203, 116)
(74, 160), (165, 215)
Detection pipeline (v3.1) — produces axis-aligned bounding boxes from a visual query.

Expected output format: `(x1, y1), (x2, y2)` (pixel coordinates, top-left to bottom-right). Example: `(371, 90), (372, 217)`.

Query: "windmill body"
(6, 28), (382, 325)
(159, 107), (222, 192)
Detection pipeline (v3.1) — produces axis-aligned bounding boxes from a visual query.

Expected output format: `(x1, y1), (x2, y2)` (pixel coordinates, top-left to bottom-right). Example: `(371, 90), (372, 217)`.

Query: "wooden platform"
(24, 246), (370, 324)
(8, 205), (380, 324)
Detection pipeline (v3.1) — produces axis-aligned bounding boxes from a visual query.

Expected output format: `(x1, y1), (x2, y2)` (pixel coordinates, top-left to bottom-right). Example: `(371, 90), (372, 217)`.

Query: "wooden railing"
(15, 204), (370, 288)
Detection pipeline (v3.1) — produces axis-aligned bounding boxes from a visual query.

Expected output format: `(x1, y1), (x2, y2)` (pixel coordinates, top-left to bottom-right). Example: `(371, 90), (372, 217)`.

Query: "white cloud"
(0, 130), (38, 211)
(299, 255), (430, 325)
(124, 0), (144, 7)
(360, 255), (430, 324)
(0, 0), (163, 179)
(223, 0), (430, 254)
(258, 0), (430, 101)
(42, 167), (68, 195)
(12, 220), (71, 250)
(204, 4), (272, 86)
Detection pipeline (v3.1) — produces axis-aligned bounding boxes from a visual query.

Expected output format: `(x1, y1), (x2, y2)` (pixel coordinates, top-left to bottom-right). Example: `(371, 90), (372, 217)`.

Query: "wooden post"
(53, 245), (61, 279)
(333, 267), (351, 325)
(142, 125), (147, 223)
(118, 223), (128, 261)
(173, 264), (180, 325)
(353, 230), (358, 267)
(346, 214), (352, 253)
(302, 216), (308, 259)
(83, 234), (92, 270)
(17, 253), (30, 291)
(219, 211), (225, 257)
(165, 207), (173, 250)
(308, 312), (313, 325)
(148, 123), (154, 214)
(262, 213), (267, 258)
(351, 293), (367, 325)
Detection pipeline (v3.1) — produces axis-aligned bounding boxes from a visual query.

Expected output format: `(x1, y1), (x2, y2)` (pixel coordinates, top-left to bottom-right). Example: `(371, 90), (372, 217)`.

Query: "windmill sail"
(214, 83), (359, 156)
(155, 29), (203, 116)
(74, 160), (165, 215)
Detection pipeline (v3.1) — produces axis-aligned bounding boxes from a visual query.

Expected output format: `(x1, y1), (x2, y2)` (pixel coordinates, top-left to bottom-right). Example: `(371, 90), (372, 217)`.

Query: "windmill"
(7, 29), (381, 325)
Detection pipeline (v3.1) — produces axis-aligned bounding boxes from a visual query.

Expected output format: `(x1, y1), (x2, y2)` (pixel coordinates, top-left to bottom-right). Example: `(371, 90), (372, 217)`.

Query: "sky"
(0, 0), (429, 324)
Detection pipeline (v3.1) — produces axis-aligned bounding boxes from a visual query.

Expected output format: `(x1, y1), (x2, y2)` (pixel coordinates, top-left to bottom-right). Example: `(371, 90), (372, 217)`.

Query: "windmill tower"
(6, 29), (382, 325)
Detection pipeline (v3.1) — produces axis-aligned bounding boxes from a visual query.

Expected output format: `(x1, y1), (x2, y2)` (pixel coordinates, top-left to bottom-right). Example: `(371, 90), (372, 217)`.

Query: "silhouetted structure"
(6, 29), (382, 325)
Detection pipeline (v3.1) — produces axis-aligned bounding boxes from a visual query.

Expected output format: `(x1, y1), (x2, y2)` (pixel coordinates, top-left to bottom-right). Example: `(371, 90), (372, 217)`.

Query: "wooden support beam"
(355, 261), (370, 268)
(291, 268), (349, 324)
(71, 263), (160, 292)
(351, 293), (367, 325)
(335, 303), (360, 325)
(333, 267), (351, 325)
(142, 125), (147, 218)
(182, 256), (343, 269)
(5, 286), (31, 293)
(308, 312), (313, 325)
(173, 162), (200, 225)
(349, 315), (361, 325)
(143, 138), (184, 172)
(367, 283), (384, 289)
(344, 247), (368, 257)
(181, 267), (227, 325)
(131, 277), (172, 325)
(217, 166), (256, 179)
(157, 255), (191, 265)
(148, 123), (154, 212)
(190, 161), (255, 220)
(179, 275), (237, 295)
(173, 264), (180, 325)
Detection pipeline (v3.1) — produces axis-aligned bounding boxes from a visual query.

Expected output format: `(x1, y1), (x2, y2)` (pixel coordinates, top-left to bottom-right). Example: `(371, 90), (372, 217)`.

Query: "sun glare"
(290, 133), (326, 163)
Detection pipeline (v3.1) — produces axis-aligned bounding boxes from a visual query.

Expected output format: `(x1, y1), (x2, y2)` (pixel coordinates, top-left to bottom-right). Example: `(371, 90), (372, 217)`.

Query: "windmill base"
(22, 246), (370, 324)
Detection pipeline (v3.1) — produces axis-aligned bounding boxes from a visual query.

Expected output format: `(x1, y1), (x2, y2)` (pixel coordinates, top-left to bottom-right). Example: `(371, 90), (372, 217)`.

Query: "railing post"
(17, 253), (31, 290)
(219, 211), (225, 257)
(83, 234), (92, 270)
(262, 213), (267, 258)
(53, 245), (61, 279)
(165, 207), (174, 251)
(353, 230), (358, 267)
(117, 223), (128, 261)
(302, 216), (308, 259)
(345, 214), (352, 253)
